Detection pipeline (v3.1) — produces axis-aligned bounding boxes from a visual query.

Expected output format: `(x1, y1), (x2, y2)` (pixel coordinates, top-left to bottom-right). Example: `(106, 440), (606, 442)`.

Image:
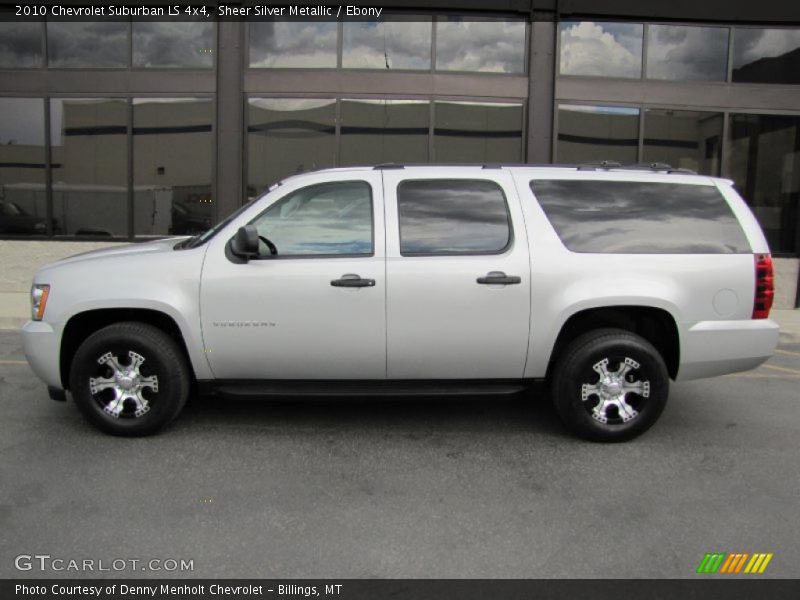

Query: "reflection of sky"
(436, 18), (526, 73)
(133, 22), (213, 68)
(733, 28), (800, 68)
(0, 22), (41, 68)
(399, 181), (509, 253)
(560, 104), (640, 116)
(532, 180), (751, 254)
(0, 98), (45, 146)
(249, 22), (337, 68)
(560, 21), (642, 77)
(646, 25), (728, 81)
(343, 19), (431, 69)
(47, 22), (128, 67)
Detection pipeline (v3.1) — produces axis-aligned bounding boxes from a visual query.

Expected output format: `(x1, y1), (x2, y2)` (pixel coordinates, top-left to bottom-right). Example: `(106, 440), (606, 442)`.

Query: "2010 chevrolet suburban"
(22, 165), (779, 441)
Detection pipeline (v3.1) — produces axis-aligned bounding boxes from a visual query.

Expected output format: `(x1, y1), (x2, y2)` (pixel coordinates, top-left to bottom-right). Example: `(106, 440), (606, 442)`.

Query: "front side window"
(397, 179), (511, 255)
(251, 181), (373, 257)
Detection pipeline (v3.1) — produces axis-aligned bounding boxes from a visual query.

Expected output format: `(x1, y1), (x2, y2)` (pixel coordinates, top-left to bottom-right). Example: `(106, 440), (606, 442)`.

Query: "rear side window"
(530, 179), (751, 254)
(398, 179), (511, 255)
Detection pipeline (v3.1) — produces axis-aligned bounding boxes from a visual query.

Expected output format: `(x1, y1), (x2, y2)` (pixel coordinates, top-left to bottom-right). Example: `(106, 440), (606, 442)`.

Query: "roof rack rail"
(373, 163), (405, 170)
(577, 160), (623, 171)
(622, 162), (698, 175)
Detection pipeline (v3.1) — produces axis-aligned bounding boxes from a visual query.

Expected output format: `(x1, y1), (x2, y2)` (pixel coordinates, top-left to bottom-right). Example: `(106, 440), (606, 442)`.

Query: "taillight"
(753, 254), (774, 319)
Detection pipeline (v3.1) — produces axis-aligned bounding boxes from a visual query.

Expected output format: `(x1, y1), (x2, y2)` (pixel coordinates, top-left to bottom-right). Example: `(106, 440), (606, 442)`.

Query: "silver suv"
(22, 165), (779, 441)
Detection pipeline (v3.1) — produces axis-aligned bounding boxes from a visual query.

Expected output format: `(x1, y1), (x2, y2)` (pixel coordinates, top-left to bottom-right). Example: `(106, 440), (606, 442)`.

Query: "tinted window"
(133, 98), (214, 237)
(434, 102), (523, 163)
(133, 22), (214, 68)
(530, 180), (751, 254)
(729, 113), (800, 254)
(251, 181), (373, 257)
(47, 22), (128, 68)
(50, 98), (128, 237)
(247, 98), (336, 199)
(732, 28), (800, 85)
(340, 99), (429, 166)
(248, 22), (337, 68)
(556, 105), (640, 165)
(435, 18), (526, 73)
(0, 22), (42, 68)
(642, 109), (723, 175)
(343, 19), (431, 70)
(0, 98), (46, 236)
(559, 22), (643, 78)
(646, 25), (729, 81)
(398, 179), (511, 255)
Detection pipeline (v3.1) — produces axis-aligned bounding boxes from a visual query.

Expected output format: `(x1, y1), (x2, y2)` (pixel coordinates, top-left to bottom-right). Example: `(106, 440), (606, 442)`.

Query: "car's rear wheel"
(69, 322), (190, 436)
(551, 328), (669, 442)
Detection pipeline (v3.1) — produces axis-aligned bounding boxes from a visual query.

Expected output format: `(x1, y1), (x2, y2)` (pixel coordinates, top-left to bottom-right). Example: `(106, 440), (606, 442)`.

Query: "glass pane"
(398, 179), (510, 255)
(248, 22), (337, 68)
(531, 180), (751, 254)
(434, 102), (523, 163)
(0, 99), (47, 236)
(559, 22), (642, 78)
(133, 98), (214, 237)
(435, 17), (526, 73)
(50, 99), (128, 237)
(729, 114), (800, 255)
(0, 22), (42, 68)
(646, 25), (728, 81)
(47, 22), (128, 68)
(733, 28), (800, 84)
(340, 100), (429, 166)
(133, 22), (213, 68)
(343, 18), (431, 69)
(556, 104), (640, 165)
(251, 181), (373, 256)
(643, 109), (723, 175)
(247, 98), (336, 199)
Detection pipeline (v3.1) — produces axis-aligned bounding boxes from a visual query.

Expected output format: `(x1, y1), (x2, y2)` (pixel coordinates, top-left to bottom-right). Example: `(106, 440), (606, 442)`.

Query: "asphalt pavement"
(0, 319), (798, 579)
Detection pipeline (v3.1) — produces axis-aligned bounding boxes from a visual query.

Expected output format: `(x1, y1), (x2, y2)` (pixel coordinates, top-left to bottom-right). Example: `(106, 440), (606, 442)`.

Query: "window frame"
(396, 177), (514, 257)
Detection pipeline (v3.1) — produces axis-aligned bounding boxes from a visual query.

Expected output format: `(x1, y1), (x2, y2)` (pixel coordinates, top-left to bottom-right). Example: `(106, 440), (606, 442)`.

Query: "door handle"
(331, 273), (376, 288)
(476, 271), (521, 285)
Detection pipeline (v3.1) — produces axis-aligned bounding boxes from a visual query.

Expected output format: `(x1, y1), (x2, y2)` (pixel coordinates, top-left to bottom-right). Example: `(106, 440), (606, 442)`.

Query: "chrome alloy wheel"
(89, 351), (159, 418)
(580, 357), (650, 424)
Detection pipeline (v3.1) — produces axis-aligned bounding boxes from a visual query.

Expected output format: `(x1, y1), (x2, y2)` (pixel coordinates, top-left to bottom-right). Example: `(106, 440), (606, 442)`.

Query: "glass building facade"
(0, 6), (799, 263)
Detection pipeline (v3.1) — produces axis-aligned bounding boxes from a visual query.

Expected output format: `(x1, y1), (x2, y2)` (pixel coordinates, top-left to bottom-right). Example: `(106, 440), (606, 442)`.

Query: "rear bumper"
(677, 318), (779, 381)
(21, 320), (62, 389)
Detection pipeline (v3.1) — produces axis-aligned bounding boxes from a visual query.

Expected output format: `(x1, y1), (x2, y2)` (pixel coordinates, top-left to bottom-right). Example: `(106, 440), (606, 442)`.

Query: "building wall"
(0, 6), (798, 307)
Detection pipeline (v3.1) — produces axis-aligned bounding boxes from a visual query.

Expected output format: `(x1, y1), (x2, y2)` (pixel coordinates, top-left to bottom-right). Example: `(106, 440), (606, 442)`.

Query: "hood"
(45, 237), (190, 269)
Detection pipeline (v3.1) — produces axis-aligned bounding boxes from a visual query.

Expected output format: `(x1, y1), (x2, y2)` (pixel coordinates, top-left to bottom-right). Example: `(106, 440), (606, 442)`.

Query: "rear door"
(382, 168), (531, 379)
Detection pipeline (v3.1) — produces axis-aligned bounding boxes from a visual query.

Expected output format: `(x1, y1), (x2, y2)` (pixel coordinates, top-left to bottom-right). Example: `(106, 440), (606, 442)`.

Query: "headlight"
(31, 284), (50, 321)
(33, 221), (47, 231)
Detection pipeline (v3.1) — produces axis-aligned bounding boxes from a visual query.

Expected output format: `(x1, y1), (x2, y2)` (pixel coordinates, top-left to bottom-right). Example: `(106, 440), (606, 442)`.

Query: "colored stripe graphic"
(697, 553), (726, 573)
(697, 552), (773, 574)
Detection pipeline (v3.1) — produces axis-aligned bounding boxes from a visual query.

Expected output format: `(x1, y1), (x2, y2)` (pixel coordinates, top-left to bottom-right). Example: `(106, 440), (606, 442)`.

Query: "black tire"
(551, 328), (669, 442)
(69, 322), (191, 436)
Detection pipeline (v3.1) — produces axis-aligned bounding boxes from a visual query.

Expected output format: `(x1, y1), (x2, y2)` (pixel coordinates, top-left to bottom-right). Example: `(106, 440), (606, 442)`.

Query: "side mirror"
(230, 225), (260, 261)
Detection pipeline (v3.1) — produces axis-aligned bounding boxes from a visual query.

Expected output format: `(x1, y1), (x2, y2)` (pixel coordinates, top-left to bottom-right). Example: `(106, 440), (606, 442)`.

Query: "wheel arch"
(547, 306), (680, 381)
(59, 308), (196, 390)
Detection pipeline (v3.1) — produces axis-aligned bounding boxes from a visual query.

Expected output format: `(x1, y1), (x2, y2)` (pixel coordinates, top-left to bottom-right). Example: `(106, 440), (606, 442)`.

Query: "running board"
(200, 379), (531, 399)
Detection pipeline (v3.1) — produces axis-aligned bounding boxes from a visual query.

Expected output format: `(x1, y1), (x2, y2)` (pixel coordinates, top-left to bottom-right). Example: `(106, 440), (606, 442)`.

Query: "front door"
(200, 171), (386, 380)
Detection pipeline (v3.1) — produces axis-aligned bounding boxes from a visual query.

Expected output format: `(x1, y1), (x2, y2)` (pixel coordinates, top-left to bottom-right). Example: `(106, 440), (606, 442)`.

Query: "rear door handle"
(331, 273), (376, 288)
(476, 271), (521, 285)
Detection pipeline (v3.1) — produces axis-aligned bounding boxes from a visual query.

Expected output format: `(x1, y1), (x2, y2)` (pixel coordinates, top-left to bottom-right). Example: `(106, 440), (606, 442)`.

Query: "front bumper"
(678, 318), (780, 381)
(21, 320), (62, 389)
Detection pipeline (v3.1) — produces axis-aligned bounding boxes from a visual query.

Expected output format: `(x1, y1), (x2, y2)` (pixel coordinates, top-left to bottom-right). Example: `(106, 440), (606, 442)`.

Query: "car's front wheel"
(551, 328), (669, 442)
(69, 322), (191, 436)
